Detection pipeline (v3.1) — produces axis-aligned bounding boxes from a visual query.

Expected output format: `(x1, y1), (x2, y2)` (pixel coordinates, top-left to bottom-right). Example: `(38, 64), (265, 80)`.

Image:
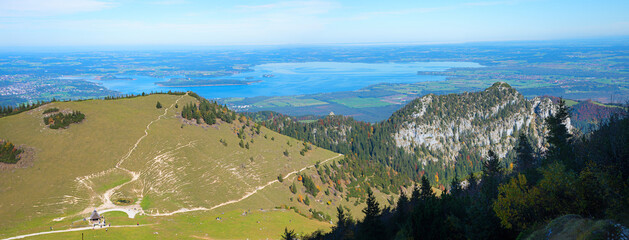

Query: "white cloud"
(0, 0), (114, 17)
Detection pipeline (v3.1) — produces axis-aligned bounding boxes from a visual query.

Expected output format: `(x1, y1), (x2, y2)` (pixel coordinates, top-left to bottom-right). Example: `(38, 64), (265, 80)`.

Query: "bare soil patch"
(0, 145), (36, 171)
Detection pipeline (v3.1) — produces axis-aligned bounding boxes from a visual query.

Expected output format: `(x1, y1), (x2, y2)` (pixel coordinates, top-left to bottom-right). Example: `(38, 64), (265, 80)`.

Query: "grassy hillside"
(0, 93), (341, 239)
(19, 209), (332, 240)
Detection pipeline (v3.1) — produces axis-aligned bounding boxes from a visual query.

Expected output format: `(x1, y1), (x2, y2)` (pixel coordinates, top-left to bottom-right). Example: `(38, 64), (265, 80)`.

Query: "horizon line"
(1, 35), (628, 52)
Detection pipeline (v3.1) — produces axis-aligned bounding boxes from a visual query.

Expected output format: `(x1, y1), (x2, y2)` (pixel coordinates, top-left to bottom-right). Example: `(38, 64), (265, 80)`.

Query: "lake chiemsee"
(89, 61), (482, 99)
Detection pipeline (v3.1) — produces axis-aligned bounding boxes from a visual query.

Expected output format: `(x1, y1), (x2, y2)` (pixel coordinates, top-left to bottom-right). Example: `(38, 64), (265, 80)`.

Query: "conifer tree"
(361, 188), (383, 240)
(411, 183), (420, 203)
(336, 206), (348, 229)
(420, 175), (435, 200)
(156, 101), (162, 109)
(396, 189), (409, 211)
(544, 98), (574, 166)
(514, 133), (535, 173)
(281, 228), (297, 240)
(483, 150), (503, 177)
(449, 174), (462, 196)
(395, 189), (409, 228)
(467, 173), (478, 194)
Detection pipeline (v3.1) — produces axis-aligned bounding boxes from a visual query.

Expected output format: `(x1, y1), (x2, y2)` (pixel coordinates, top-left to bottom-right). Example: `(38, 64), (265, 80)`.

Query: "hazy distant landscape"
(1, 42), (627, 122)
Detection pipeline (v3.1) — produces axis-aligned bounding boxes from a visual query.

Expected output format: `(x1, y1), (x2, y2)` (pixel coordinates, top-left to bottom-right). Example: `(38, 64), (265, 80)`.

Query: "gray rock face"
(393, 82), (568, 165)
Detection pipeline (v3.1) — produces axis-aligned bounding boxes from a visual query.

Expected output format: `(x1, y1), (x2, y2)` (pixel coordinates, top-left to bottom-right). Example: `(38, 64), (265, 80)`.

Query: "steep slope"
(0, 93), (339, 238)
(393, 82), (560, 164)
(261, 82), (564, 189)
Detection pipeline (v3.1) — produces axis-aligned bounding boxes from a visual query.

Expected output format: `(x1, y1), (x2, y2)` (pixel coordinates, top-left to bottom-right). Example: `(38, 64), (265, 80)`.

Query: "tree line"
(283, 99), (628, 240)
(103, 90), (186, 100)
(0, 100), (48, 118)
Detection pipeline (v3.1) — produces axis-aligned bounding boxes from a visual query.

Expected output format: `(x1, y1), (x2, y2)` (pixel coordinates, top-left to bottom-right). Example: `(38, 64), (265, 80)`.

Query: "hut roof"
(90, 210), (100, 220)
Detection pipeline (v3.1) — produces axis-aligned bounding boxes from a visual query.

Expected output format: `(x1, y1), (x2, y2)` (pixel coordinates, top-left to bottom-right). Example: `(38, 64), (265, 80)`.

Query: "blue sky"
(0, 0), (628, 46)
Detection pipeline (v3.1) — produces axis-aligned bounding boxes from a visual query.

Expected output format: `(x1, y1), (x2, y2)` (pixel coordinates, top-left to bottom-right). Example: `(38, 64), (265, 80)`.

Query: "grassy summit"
(0, 93), (339, 239)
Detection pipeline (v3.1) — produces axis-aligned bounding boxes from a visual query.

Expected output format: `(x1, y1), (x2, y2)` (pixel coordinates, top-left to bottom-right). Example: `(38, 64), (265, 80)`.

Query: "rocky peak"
(393, 82), (563, 166)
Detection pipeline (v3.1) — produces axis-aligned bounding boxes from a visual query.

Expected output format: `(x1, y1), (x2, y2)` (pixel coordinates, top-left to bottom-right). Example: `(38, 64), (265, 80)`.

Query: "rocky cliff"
(392, 82), (566, 165)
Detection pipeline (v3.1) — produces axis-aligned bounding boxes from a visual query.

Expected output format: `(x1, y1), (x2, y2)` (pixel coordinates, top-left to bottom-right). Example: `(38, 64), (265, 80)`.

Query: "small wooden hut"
(89, 210), (102, 224)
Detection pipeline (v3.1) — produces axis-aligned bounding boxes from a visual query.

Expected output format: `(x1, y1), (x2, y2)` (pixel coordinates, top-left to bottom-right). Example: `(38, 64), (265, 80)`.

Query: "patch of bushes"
(301, 174), (319, 196)
(0, 140), (23, 164)
(278, 174), (284, 182)
(310, 209), (331, 222)
(113, 198), (134, 205)
(289, 182), (297, 194)
(43, 111), (85, 129)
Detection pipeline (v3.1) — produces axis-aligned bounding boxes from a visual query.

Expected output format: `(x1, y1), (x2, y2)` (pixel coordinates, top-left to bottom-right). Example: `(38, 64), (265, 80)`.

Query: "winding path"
(148, 153), (343, 216)
(2, 94), (344, 239)
(2, 224), (153, 240)
(2, 153), (343, 239)
(78, 94), (187, 217)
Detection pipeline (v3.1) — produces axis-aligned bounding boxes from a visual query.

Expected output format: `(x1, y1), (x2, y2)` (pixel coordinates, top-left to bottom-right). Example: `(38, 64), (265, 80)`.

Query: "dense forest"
(257, 83), (547, 195)
(261, 112), (417, 195)
(283, 100), (628, 240)
(0, 140), (23, 164)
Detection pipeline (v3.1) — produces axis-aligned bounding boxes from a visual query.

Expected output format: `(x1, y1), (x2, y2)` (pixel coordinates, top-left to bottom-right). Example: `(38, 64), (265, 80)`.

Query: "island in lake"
(155, 78), (261, 87)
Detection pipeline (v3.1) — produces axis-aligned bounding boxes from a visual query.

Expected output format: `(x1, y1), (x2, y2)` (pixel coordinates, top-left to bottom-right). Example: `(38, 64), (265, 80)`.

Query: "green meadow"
(331, 97), (392, 108)
(0, 94), (344, 239)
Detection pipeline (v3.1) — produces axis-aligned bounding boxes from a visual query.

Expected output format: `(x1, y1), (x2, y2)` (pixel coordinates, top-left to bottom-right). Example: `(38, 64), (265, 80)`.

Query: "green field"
(22, 209), (331, 240)
(564, 99), (579, 107)
(0, 94), (345, 239)
(256, 97), (328, 108)
(331, 97), (392, 108)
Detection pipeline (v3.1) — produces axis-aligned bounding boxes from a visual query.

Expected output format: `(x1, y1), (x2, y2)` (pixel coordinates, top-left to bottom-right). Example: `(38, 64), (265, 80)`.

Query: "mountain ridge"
(393, 82), (561, 165)
(261, 82), (566, 188)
